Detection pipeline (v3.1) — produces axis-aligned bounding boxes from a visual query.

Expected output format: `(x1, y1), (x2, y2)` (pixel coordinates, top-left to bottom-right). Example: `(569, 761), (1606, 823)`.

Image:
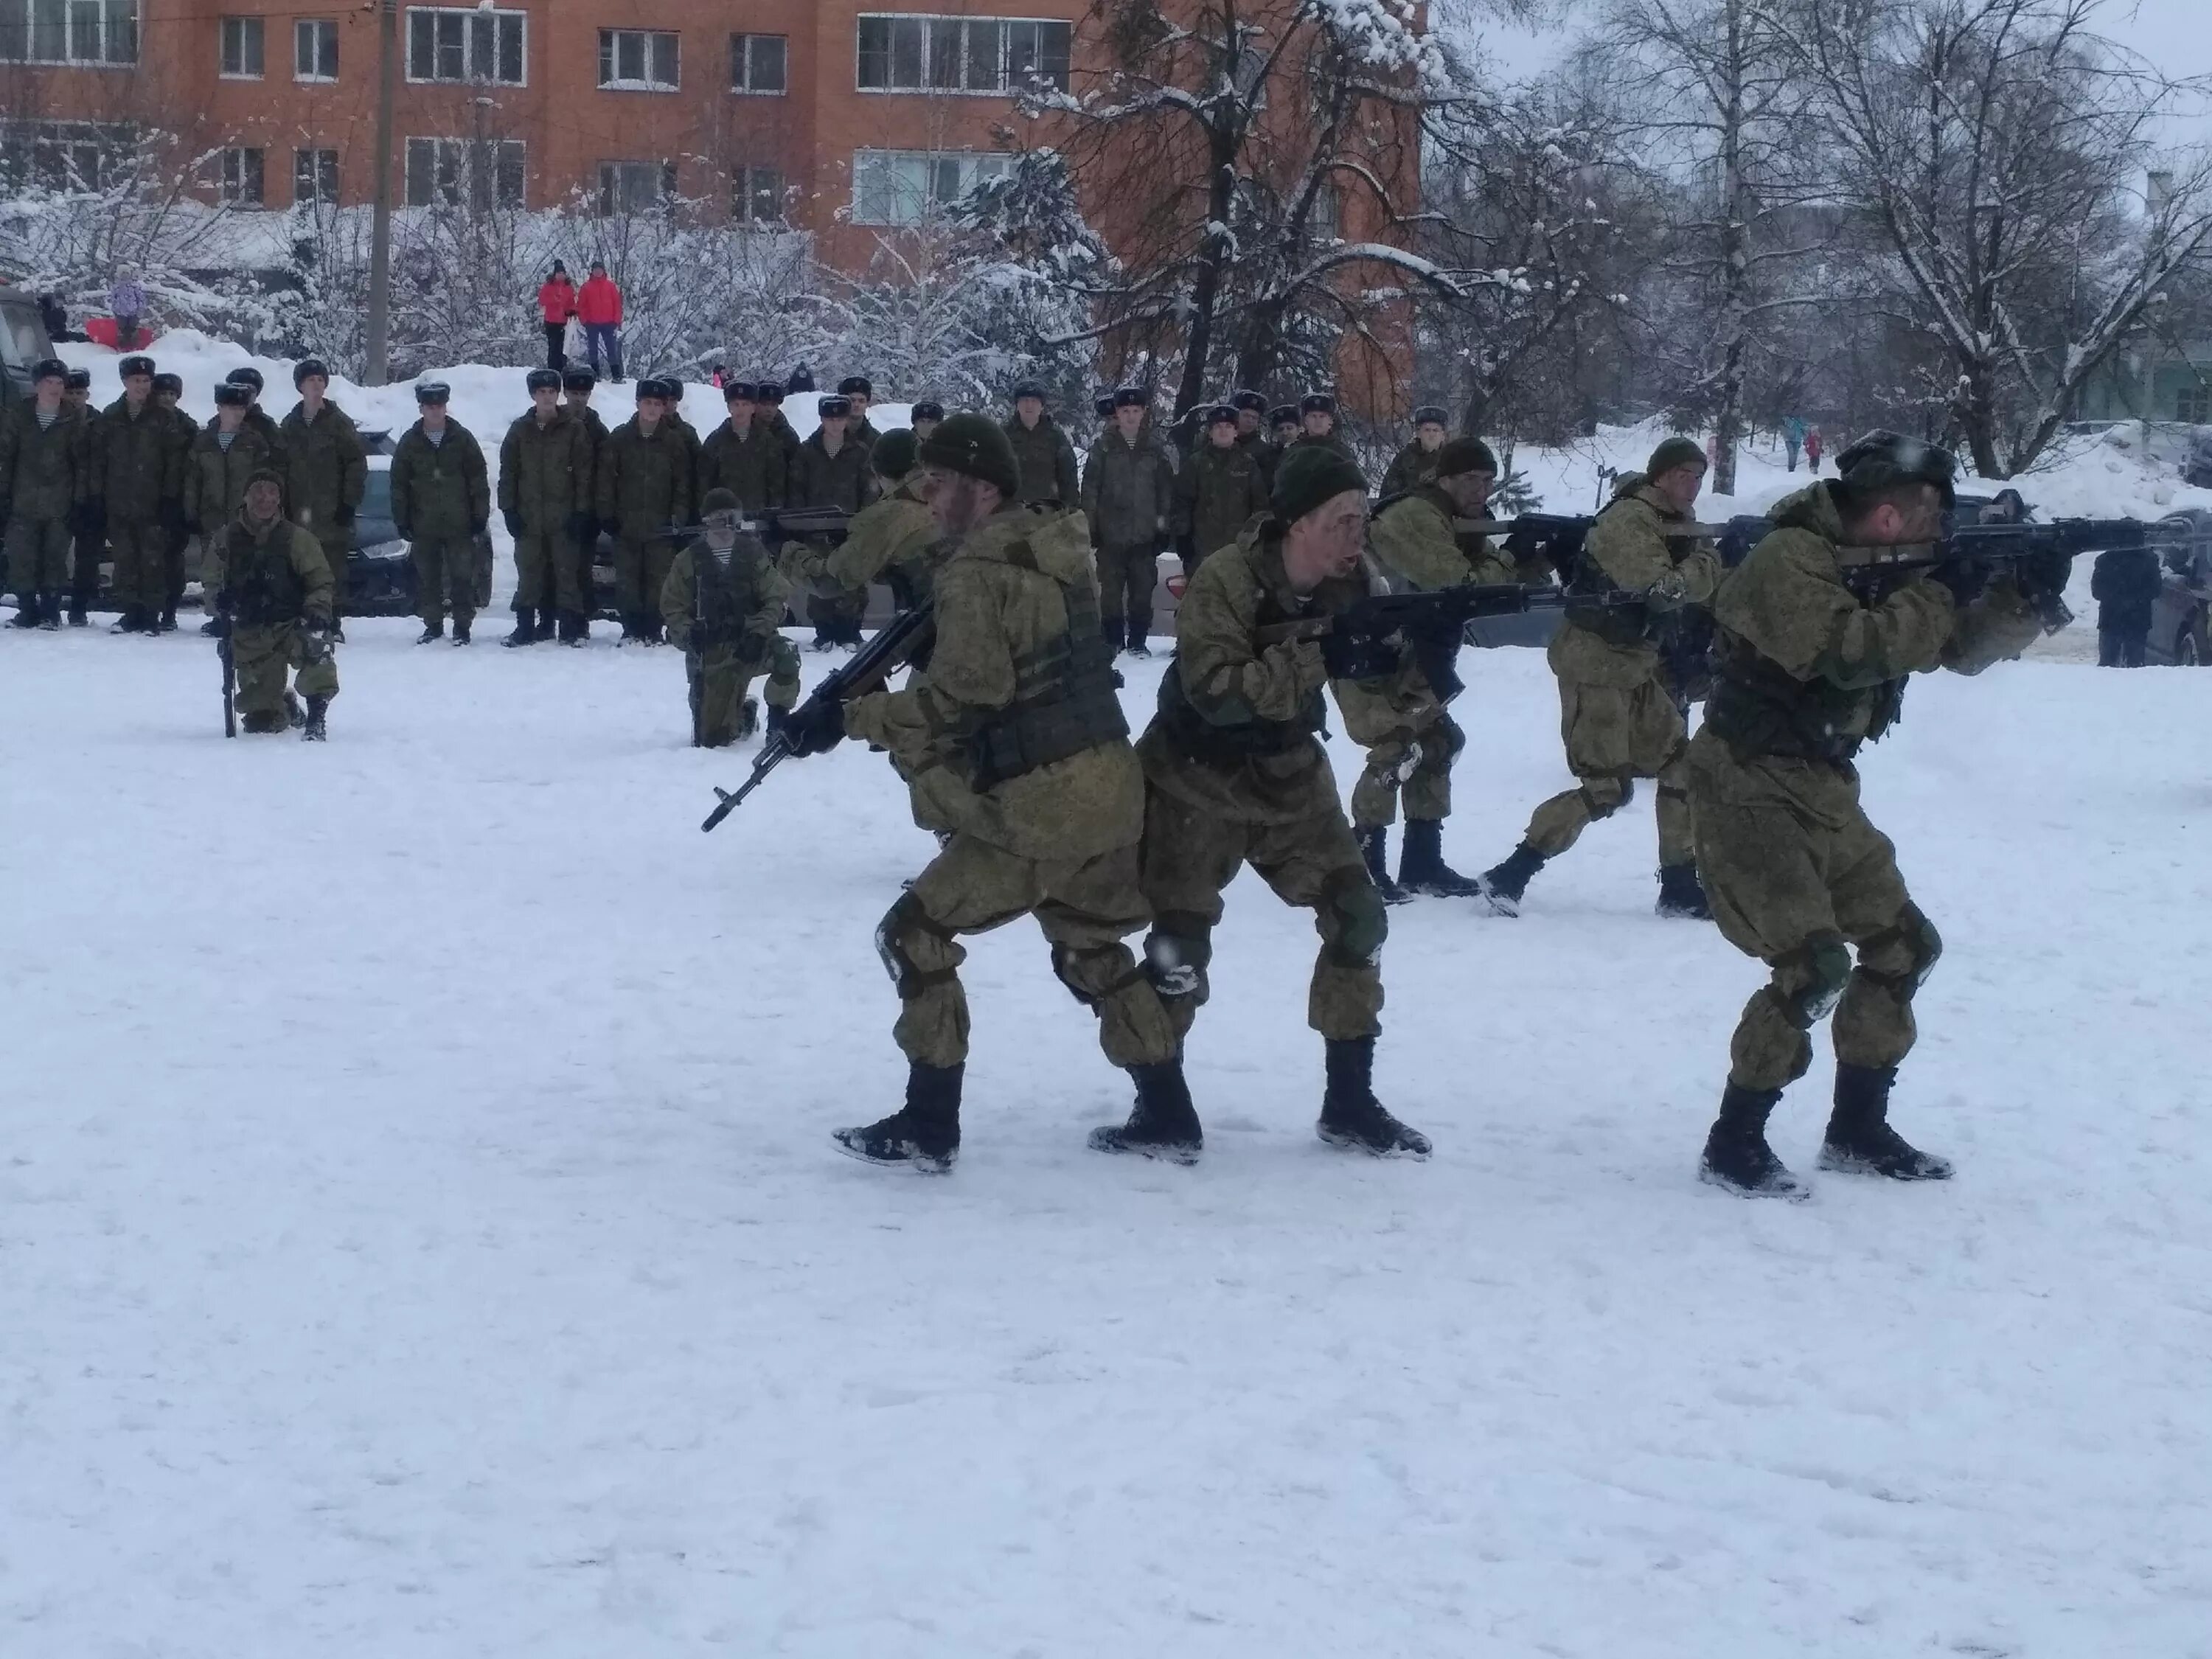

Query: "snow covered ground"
(4, 605), (2210, 1658)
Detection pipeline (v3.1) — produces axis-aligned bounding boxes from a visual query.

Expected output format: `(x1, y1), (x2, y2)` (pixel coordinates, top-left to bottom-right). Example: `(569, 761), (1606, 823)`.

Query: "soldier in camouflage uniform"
(785, 392), (877, 649)
(59, 367), (102, 624)
(1380, 406), (1450, 499)
(909, 399), (944, 448)
(1351, 437), (1547, 901)
(1289, 392), (1357, 463)
(2, 358), (93, 630)
(759, 382), (804, 478)
(389, 381), (491, 644)
(205, 469), (338, 738)
(1091, 444), (1432, 1163)
(97, 355), (189, 635)
(595, 378), (695, 644)
(699, 380), (787, 515)
(152, 372), (195, 630)
(1003, 382), (1082, 509)
(563, 367), (609, 636)
(1229, 389), (1276, 490)
(1478, 436), (1723, 919)
(280, 358), (366, 638)
(1688, 433), (2059, 1199)
(184, 383), (277, 633)
(1174, 404), (1270, 574)
(825, 429), (942, 611)
(499, 368), (596, 645)
(222, 366), (288, 479)
(777, 413), (1186, 1174)
(661, 487), (800, 748)
(1081, 386), (1177, 655)
(838, 375), (881, 451)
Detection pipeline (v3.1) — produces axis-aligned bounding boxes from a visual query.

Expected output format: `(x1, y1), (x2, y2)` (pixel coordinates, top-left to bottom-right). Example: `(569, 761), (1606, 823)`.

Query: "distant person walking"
(109, 271), (146, 350)
(577, 261), (624, 383)
(1782, 416), (1807, 473)
(537, 262), (578, 372)
(2092, 543), (2161, 667)
(1804, 426), (1823, 473)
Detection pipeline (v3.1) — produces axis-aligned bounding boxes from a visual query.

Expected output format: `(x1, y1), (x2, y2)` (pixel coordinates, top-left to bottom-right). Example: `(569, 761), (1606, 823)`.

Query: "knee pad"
(1144, 912), (1213, 998)
(1860, 905), (1942, 992)
(1320, 867), (1388, 968)
(874, 892), (957, 998)
(1050, 944), (1147, 1009)
(1780, 934), (1854, 1025)
(1434, 714), (1467, 762)
(1579, 776), (1632, 820)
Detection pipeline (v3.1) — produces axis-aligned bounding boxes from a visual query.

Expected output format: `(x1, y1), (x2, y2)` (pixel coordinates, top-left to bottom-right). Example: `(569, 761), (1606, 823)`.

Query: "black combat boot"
(765, 703), (793, 743)
(415, 619), (444, 644)
(452, 617), (472, 645)
(1476, 842), (1548, 918)
(110, 608), (141, 635)
(1126, 616), (1152, 658)
(1088, 1060), (1203, 1164)
(737, 697), (760, 742)
(67, 594), (88, 627)
(502, 609), (537, 647)
(1318, 1036), (1431, 1158)
(1655, 863), (1714, 920)
(832, 1062), (962, 1173)
(139, 609), (161, 637)
(1398, 818), (1484, 898)
(36, 592), (61, 630)
(1357, 826), (1412, 905)
(1820, 1064), (1953, 1180)
(241, 710), (285, 734)
(157, 605), (178, 632)
(301, 695), (329, 741)
(1698, 1082), (1807, 1200)
(201, 616), (223, 636)
(10, 594), (41, 628)
(330, 617), (346, 644)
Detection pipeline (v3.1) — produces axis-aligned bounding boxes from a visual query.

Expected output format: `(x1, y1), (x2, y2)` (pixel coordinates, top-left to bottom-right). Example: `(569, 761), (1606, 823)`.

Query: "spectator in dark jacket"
(2092, 545), (2163, 667)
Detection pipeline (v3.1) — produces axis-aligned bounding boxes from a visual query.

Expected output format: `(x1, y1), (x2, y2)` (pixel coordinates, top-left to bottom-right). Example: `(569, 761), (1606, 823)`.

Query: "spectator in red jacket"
(1804, 426), (1824, 472)
(576, 262), (625, 383)
(537, 262), (577, 371)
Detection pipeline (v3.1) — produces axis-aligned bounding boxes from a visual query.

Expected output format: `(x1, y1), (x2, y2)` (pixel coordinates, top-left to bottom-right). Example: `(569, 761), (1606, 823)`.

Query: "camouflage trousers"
(108, 518), (170, 612)
(686, 636), (801, 747)
(1138, 780), (1388, 1043)
(1096, 541), (1157, 633)
(514, 525), (585, 613)
(1523, 674), (1694, 865)
(1336, 677), (1458, 829)
(1686, 730), (1940, 1092)
(5, 515), (71, 594)
(231, 621), (338, 723)
(615, 535), (676, 623)
(877, 832), (1178, 1070)
(413, 535), (477, 626)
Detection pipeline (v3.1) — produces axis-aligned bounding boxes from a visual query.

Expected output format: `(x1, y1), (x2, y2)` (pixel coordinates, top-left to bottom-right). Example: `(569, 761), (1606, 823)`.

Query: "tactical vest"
(689, 541), (769, 652)
(223, 522), (307, 627)
(966, 537), (1130, 788)
(1565, 495), (1660, 646)
(1154, 553), (1329, 762)
(1702, 631), (1905, 764)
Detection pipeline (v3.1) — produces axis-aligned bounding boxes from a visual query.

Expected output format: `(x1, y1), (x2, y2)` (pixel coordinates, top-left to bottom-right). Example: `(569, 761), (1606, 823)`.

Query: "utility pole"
(364, 0), (397, 385)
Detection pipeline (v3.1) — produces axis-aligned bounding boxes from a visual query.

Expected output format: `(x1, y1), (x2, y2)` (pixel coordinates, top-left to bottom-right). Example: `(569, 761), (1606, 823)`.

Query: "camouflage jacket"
(1368, 488), (1521, 591)
(1379, 441), (1439, 499)
(699, 419), (787, 515)
(594, 415), (694, 539)
(1550, 472), (1721, 689)
(1004, 413), (1081, 508)
(204, 508), (335, 627)
(499, 408), (594, 528)
(1081, 428), (1176, 549)
(1174, 440), (1270, 567)
(183, 420), (275, 532)
(788, 430), (877, 515)
(0, 400), (93, 523)
(826, 475), (942, 608)
(391, 419), (490, 541)
(97, 394), (187, 522)
(661, 532), (791, 660)
(280, 400), (367, 550)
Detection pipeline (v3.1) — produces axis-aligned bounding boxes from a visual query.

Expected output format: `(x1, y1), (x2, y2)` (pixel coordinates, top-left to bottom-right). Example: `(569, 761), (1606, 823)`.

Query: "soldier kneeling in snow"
(206, 469), (338, 739)
(661, 487), (799, 748)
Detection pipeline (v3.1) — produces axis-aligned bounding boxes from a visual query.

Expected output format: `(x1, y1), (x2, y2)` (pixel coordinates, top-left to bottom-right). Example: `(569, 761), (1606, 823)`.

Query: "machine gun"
(700, 594), (936, 831)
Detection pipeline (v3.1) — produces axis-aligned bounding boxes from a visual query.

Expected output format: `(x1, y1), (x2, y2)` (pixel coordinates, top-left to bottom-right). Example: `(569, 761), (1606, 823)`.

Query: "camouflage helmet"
(1835, 429), (1958, 507)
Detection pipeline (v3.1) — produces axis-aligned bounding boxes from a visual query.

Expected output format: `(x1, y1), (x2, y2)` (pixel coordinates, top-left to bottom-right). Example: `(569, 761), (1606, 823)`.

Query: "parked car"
(0, 284), (57, 403)
(2146, 509), (2212, 665)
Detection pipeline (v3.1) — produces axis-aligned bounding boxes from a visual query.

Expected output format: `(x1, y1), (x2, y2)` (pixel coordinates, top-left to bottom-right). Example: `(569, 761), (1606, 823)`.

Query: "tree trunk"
(1173, 139), (1241, 422)
(1710, 0), (1750, 498)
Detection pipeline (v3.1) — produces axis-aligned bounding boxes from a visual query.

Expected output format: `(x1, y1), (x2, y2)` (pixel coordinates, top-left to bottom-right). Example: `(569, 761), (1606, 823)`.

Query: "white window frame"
(404, 136), (526, 209)
(218, 145), (264, 205)
(1, 0), (139, 66)
(731, 162), (785, 225)
(598, 159), (679, 217)
(218, 14), (262, 78)
(854, 14), (1070, 96)
(404, 5), (525, 86)
(293, 145), (338, 206)
(597, 27), (677, 91)
(850, 147), (1013, 226)
(729, 31), (785, 94)
(293, 16), (336, 81)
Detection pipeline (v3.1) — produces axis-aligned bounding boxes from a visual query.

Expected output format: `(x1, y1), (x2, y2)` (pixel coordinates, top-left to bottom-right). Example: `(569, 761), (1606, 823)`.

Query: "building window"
(731, 164), (784, 225)
(2179, 387), (2211, 425)
(729, 31), (785, 94)
(218, 14), (262, 77)
(218, 145), (265, 205)
(294, 146), (338, 206)
(294, 17), (336, 80)
(855, 15), (1069, 94)
(598, 159), (678, 216)
(405, 136), (525, 208)
(851, 147), (1012, 226)
(0, 118), (133, 189)
(597, 27), (676, 90)
(0, 0), (138, 65)
(406, 6), (524, 85)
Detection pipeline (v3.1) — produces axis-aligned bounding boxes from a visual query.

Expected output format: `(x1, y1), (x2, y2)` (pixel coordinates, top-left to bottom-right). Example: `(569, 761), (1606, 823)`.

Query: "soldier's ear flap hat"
(838, 375), (873, 397)
(1231, 389), (1267, 413)
(1435, 437), (1498, 479)
(919, 412), (1021, 498)
(562, 367), (597, 392)
(1271, 442), (1368, 525)
(1206, 404), (1239, 428)
(817, 394), (852, 419)
(293, 358), (330, 387)
(226, 366), (264, 393)
(31, 357), (67, 383)
(1012, 380), (1047, 403)
(212, 381), (251, 406)
(1268, 403), (1300, 428)
(1300, 392), (1337, 417)
(1646, 435), (1708, 478)
(1836, 429), (1958, 509)
(910, 399), (945, 422)
(1112, 386), (1148, 411)
(414, 380), (450, 405)
(525, 368), (563, 393)
(152, 372), (184, 395)
(63, 368), (91, 390)
(1412, 405), (1450, 428)
(119, 355), (156, 378)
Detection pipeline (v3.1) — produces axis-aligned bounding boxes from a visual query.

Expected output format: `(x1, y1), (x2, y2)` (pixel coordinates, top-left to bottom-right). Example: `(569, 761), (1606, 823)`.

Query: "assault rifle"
(215, 602), (235, 739)
(1834, 518), (2160, 631)
(654, 504), (852, 549)
(700, 594), (937, 831)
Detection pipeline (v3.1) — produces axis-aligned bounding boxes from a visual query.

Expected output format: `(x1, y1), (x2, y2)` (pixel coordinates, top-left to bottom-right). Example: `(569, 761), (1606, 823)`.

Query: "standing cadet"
(1268, 403), (1302, 456)
(785, 392), (877, 649)
(595, 377), (695, 644)
(699, 380), (787, 515)
(498, 368), (594, 646)
(661, 487), (801, 747)
(1081, 386), (1177, 656)
(910, 400), (944, 447)
(98, 354), (188, 636)
(1687, 433), (2057, 1198)
(759, 380), (803, 476)
(152, 372), (194, 630)
(1352, 438), (1537, 901)
(60, 367), (101, 623)
(1230, 390), (1276, 486)
(280, 358), (366, 637)
(1004, 381), (1081, 507)
(389, 381), (490, 645)
(838, 376), (881, 450)
(563, 367), (608, 634)
(2, 358), (92, 630)
(1380, 406), (1450, 498)
(1290, 392), (1356, 461)
(776, 414), (1185, 1173)
(223, 366), (287, 474)
(1173, 403), (1270, 573)
(1478, 437), (1722, 919)
(185, 382), (276, 636)
(204, 469), (338, 738)
(825, 428), (942, 611)
(1089, 444), (1430, 1161)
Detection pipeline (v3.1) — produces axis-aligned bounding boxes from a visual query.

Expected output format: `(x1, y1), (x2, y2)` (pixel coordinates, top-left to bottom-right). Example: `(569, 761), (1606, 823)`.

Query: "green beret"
(1434, 437), (1498, 479)
(918, 411), (1020, 498)
(874, 428), (919, 481)
(1271, 442), (1367, 525)
(1647, 436), (1708, 478)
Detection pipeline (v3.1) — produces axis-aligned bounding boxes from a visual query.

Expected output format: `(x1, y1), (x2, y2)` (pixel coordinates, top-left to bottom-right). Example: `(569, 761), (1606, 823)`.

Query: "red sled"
(87, 316), (154, 350)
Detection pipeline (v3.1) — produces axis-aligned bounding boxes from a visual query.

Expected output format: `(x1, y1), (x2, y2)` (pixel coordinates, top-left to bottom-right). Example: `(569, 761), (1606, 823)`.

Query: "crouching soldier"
(391, 381), (490, 644)
(1091, 445), (1431, 1162)
(206, 469), (338, 738)
(662, 487), (800, 747)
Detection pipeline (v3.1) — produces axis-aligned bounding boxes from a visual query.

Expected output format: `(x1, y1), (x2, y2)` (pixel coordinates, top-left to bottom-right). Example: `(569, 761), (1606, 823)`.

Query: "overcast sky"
(1471, 0), (2212, 83)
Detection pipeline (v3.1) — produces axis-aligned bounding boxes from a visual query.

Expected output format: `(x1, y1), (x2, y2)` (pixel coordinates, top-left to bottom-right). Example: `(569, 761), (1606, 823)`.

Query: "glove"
(502, 509), (524, 539)
(782, 697), (846, 757)
(1320, 625), (1401, 683)
(2018, 548), (2073, 600)
(1504, 519), (1545, 561)
(299, 620), (333, 663)
(567, 512), (595, 549)
(1644, 568), (1688, 611)
(1928, 554), (1989, 605)
(333, 504), (355, 529)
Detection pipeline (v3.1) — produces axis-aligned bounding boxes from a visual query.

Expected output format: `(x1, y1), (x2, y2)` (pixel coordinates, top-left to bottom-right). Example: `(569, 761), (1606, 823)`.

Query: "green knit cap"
(918, 412), (1020, 498)
(1647, 435), (1708, 478)
(1271, 443), (1367, 524)
(1434, 437), (1498, 479)
(874, 428), (919, 481)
